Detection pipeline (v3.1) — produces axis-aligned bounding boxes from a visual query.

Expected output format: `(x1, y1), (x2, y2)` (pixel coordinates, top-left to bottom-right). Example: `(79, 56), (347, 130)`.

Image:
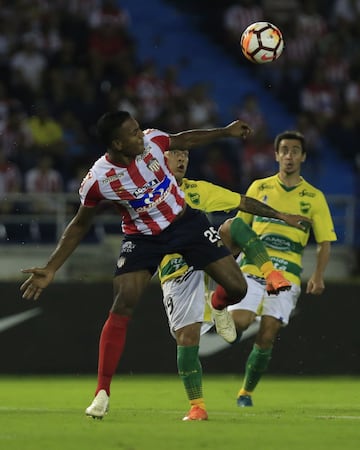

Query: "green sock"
(230, 218), (272, 271)
(177, 345), (203, 401)
(241, 345), (272, 393)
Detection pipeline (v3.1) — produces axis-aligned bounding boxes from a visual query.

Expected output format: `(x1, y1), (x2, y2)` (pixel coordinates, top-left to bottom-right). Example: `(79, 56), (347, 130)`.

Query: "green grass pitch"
(0, 375), (359, 450)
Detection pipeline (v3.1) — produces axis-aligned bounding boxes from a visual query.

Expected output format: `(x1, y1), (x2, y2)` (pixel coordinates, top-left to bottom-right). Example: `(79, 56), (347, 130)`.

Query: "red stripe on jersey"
(106, 168), (127, 199)
(83, 180), (104, 207)
(170, 183), (185, 208)
(127, 160), (147, 188)
(150, 134), (170, 152)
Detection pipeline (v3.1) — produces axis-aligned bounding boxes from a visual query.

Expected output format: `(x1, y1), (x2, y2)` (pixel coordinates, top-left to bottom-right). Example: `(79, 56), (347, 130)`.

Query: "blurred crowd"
(1, 1), (359, 225)
(0, 0), (234, 217)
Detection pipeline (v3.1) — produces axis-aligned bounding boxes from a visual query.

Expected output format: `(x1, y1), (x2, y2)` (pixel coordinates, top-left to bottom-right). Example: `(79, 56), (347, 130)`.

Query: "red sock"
(95, 312), (130, 396)
(211, 284), (239, 310)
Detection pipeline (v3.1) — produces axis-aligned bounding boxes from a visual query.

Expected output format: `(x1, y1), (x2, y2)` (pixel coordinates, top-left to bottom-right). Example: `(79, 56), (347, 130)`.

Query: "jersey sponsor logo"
(128, 175), (171, 212)
(133, 179), (158, 197)
(184, 181), (197, 189)
(299, 189), (315, 198)
(101, 173), (125, 185)
(121, 241), (136, 253)
(258, 183), (274, 191)
(261, 234), (293, 251)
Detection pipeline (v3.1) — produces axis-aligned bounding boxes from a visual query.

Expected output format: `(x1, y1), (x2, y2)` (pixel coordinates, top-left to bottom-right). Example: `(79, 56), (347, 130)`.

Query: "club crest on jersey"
(147, 158), (161, 172)
(188, 192), (200, 205)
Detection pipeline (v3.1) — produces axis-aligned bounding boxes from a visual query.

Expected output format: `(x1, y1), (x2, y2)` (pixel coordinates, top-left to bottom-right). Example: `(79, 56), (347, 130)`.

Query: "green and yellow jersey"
(237, 174), (337, 286)
(158, 178), (241, 284)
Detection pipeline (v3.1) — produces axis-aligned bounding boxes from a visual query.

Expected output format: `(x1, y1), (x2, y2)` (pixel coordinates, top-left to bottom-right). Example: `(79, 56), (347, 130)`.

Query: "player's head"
(96, 111), (144, 157)
(165, 149), (189, 184)
(274, 130), (306, 175)
(274, 130), (306, 154)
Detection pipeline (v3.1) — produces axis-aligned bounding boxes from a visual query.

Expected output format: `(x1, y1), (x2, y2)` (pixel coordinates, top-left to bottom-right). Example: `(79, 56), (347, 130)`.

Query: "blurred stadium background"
(0, 0), (359, 375)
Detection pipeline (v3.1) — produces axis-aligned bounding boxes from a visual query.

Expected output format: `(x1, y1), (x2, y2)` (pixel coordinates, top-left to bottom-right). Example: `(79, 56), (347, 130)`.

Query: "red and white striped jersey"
(79, 128), (185, 235)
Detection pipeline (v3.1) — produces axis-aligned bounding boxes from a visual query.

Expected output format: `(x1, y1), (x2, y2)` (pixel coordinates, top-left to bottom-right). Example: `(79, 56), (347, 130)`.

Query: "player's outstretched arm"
(20, 205), (97, 300)
(239, 195), (311, 231)
(169, 120), (252, 150)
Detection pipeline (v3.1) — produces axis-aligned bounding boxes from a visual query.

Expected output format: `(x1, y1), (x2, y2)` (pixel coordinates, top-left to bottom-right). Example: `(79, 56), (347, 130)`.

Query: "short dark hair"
(96, 111), (131, 147)
(274, 130), (306, 153)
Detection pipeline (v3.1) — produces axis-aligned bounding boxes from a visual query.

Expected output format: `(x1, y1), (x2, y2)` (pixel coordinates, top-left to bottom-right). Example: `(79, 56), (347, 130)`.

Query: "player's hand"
(306, 277), (325, 295)
(279, 213), (312, 231)
(20, 267), (55, 300)
(225, 120), (253, 139)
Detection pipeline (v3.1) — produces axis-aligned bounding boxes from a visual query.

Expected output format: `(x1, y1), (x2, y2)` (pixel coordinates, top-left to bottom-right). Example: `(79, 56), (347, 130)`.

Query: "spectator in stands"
(87, 0), (135, 82)
(0, 147), (22, 214)
(200, 144), (238, 190)
(185, 82), (219, 128)
(9, 33), (48, 102)
(223, 0), (264, 49)
(24, 155), (64, 214)
(26, 101), (65, 165)
(59, 109), (88, 168)
(0, 107), (34, 171)
(125, 60), (167, 126)
(299, 65), (340, 130)
(240, 125), (275, 190)
(235, 93), (267, 134)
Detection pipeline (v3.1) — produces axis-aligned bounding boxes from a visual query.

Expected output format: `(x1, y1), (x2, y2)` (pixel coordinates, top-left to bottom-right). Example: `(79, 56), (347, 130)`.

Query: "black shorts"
(114, 206), (231, 276)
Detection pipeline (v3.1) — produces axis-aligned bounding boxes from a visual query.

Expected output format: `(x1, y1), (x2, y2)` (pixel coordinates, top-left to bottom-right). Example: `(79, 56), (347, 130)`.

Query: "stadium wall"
(1, 281), (359, 375)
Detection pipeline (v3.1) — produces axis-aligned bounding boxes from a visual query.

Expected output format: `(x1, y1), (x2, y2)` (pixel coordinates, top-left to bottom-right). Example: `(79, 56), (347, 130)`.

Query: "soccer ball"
(240, 22), (284, 64)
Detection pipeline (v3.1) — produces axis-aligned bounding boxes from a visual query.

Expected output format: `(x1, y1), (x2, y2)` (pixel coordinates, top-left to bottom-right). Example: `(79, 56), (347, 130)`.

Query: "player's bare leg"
(86, 270), (151, 419)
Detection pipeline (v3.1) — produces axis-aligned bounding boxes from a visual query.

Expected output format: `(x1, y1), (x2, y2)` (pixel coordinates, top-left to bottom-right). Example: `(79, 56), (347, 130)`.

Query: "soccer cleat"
(182, 405), (208, 421)
(211, 307), (237, 343)
(85, 389), (109, 419)
(237, 395), (253, 407)
(205, 290), (237, 344)
(265, 270), (291, 295)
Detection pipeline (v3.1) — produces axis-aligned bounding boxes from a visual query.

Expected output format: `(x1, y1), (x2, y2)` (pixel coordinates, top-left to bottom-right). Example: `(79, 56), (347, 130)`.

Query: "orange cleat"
(182, 405), (208, 421)
(265, 270), (291, 295)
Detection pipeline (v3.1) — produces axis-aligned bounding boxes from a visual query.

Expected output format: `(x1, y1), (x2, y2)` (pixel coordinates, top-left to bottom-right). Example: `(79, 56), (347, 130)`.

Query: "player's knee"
(219, 219), (237, 253)
(226, 281), (247, 304)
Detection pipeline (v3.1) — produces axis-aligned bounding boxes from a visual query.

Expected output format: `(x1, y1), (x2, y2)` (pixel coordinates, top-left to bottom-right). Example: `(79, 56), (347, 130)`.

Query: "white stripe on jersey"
(79, 129), (185, 235)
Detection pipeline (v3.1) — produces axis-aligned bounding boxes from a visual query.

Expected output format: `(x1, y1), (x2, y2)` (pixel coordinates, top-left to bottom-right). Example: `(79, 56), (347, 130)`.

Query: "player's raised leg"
(219, 217), (291, 295)
(204, 254), (247, 343)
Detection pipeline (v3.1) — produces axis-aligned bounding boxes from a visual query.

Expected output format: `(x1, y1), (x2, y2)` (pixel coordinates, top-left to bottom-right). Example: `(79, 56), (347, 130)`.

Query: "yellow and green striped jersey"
(158, 178), (241, 284)
(237, 174), (337, 285)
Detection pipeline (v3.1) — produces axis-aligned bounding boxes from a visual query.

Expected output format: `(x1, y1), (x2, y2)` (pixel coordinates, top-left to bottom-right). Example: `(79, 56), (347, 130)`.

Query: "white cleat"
(85, 389), (109, 419)
(211, 308), (237, 344)
(206, 290), (237, 344)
